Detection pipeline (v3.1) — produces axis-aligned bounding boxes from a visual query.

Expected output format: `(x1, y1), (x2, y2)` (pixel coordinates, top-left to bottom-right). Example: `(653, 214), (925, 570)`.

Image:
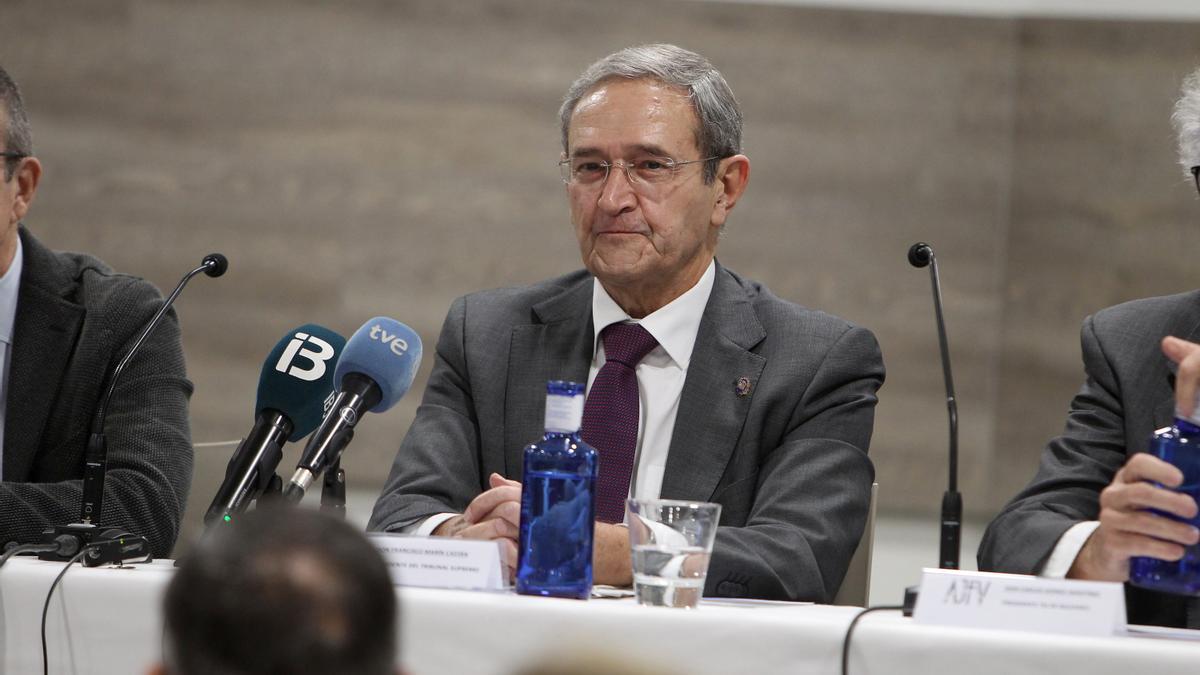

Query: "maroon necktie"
(582, 322), (659, 524)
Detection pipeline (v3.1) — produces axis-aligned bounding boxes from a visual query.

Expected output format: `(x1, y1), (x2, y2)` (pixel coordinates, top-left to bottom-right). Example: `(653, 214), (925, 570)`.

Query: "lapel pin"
(735, 376), (752, 398)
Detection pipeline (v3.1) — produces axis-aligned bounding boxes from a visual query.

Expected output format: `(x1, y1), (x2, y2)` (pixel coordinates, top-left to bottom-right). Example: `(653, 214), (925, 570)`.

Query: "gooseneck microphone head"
(283, 317), (423, 502)
(908, 242), (933, 268)
(204, 325), (348, 527)
(201, 253), (229, 278)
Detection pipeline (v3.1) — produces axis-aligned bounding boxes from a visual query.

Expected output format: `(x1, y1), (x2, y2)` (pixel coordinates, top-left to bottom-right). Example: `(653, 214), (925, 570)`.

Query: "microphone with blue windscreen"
(204, 324), (347, 526)
(283, 317), (423, 502)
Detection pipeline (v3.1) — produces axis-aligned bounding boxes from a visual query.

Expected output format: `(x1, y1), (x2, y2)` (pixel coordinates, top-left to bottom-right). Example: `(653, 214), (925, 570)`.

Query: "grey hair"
(1174, 67), (1200, 175)
(0, 65), (32, 181)
(559, 44), (742, 184)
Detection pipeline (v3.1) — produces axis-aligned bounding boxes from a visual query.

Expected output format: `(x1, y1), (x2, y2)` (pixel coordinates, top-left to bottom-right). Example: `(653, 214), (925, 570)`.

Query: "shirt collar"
(0, 236), (23, 345)
(591, 259), (716, 369)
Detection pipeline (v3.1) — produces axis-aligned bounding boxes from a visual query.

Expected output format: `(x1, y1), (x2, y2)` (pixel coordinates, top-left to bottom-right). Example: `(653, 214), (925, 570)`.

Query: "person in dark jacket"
(0, 64), (192, 557)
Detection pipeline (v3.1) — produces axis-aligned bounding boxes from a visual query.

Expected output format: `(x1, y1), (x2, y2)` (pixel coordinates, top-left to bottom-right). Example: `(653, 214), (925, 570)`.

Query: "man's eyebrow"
(628, 143), (673, 157)
(568, 147), (603, 159)
(568, 143), (676, 159)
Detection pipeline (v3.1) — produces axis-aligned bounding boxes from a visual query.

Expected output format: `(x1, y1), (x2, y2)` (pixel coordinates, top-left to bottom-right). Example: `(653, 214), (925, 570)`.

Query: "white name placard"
(368, 534), (507, 591)
(912, 568), (1126, 637)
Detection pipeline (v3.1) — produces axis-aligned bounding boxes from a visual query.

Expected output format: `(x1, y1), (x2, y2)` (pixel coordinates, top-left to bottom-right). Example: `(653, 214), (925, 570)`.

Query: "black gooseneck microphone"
(908, 242), (961, 570)
(37, 253), (227, 562)
(82, 252), (228, 523)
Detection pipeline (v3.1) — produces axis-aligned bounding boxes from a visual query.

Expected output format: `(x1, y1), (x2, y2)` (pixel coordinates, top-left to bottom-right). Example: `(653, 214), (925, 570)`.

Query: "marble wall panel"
(989, 18), (1200, 508)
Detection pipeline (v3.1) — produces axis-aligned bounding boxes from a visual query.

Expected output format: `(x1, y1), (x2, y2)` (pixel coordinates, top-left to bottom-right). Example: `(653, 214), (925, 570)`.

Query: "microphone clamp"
(286, 468), (316, 498)
(81, 530), (152, 567)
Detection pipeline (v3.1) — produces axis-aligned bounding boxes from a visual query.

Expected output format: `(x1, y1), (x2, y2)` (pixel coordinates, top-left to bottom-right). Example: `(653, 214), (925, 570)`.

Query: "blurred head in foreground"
(154, 507), (398, 675)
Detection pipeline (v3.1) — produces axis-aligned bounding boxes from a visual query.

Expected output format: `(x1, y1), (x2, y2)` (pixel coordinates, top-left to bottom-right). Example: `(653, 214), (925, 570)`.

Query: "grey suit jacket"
(369, 262), (884, 602)
(0, 227), (193, 558)
(978, 290), (1200, 627)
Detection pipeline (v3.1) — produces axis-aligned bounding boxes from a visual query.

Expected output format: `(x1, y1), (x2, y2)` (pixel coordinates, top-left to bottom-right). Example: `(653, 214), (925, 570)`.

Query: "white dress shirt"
(587, 260), (715, 505)
(0, 237), (25, 479)
(409, 260), (716, 535)
(1041, 521), (1101, 578)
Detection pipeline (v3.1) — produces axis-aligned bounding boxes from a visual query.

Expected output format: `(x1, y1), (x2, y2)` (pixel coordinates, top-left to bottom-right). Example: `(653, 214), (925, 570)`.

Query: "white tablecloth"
(2, 557), (1199, 675)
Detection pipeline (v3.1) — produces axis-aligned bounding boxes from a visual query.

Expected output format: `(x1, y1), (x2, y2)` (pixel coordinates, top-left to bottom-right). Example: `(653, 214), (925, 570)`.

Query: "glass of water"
(627, 499), (722, 608)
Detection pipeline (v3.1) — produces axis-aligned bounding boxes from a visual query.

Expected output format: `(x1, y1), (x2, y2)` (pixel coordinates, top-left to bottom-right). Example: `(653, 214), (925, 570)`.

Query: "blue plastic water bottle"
(1129, 416), (1200, 595)
(516, 381), (598, 599)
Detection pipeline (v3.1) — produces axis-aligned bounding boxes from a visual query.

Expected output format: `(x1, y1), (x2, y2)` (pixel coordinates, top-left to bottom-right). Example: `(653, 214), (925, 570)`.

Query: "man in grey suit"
(0, 65), (192, 557)
(369, 44), (884, 602)
(979, 68), (1200, 627)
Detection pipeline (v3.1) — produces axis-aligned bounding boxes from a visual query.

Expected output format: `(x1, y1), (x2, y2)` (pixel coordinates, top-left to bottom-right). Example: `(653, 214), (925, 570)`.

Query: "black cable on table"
(41, 549), (89, 675)
(841, 605), (904, 675)
(0, 543), (60, 569)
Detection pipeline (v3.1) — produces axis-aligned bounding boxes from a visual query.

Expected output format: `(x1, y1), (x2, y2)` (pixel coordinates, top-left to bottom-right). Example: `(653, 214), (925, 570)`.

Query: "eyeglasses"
(559, 155), (717, 191)
(0, 152), (26, 161)
(1192, 166), (1199, 196)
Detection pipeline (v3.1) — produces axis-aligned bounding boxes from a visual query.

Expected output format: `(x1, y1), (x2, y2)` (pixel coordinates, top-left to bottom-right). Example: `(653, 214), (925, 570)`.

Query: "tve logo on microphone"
(275, 332), (337, 381)
(370, 324), (412, 356)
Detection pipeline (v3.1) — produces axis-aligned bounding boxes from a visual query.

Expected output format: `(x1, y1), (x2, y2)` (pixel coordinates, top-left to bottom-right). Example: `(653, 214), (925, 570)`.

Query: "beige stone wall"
(2, 0), (1198, 551)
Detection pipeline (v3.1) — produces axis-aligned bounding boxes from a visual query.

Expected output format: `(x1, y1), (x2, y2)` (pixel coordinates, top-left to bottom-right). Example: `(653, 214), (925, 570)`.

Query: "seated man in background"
(370, 44), (884, 602)
(155, 507), (400, 675)
(0, 65), (192, 556)
(979, 67), (1200, 628)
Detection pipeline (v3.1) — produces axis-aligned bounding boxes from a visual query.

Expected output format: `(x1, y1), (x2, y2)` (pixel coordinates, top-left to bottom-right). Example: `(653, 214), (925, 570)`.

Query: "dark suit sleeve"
(977, 314), (1128, 574)
(706, 325), (882, 603)
(369, 296), (482, 532)
(0, 278), (193, 558)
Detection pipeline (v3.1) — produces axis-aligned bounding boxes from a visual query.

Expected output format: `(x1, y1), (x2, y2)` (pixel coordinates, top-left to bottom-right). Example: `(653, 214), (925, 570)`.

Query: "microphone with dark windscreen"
(283, 317), (422, 502)
(203, 325), (346, 526)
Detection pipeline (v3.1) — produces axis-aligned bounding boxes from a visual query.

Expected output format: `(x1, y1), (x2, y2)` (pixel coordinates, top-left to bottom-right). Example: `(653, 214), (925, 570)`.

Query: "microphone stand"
(925, 254), (960, 569)
(321, 457), (347, 518)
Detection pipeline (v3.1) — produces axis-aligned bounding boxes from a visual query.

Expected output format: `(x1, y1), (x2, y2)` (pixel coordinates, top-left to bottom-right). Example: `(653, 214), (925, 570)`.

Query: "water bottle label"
(544, 393), (584, 433)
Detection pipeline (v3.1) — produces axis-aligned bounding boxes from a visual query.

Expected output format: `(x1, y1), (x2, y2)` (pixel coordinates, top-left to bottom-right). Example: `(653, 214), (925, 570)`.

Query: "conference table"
(2, 557), (1198, 675)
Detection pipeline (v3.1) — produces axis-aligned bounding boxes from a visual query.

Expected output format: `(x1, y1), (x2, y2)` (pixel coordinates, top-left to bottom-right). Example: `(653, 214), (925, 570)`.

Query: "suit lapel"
(660, 264), (766, 502)
(503, 279), (593, 477)
(4, 229), (84, 481)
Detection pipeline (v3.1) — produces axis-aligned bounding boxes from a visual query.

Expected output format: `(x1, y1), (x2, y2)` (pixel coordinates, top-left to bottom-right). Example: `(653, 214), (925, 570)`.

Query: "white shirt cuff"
(1039, 521), (1101, 578)
(403, 512), (459, 536)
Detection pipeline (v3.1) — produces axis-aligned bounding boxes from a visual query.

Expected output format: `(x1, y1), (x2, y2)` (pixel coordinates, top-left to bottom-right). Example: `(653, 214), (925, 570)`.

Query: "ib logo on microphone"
(275, 332), (337, 382)
(369, 324), (411, 356)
